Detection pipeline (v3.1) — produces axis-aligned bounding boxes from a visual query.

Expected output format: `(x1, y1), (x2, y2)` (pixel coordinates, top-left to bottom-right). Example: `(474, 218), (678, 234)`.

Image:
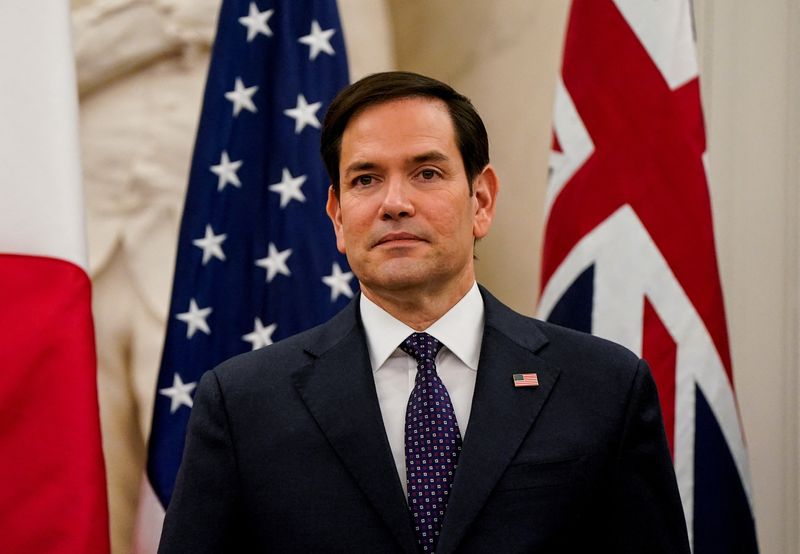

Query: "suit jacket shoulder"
(210, 295), (361, 392)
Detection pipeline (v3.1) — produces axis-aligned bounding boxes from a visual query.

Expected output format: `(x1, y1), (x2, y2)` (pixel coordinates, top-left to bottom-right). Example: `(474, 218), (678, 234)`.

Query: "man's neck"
(360, 279), (476, 331)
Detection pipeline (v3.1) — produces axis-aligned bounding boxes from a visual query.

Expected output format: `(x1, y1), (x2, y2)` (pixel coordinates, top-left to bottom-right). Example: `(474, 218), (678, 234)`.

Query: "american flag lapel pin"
(513, 373), (539, 388)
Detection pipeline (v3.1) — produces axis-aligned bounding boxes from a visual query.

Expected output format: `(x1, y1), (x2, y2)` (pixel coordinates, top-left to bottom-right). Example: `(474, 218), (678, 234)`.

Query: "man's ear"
(472, 164), (499, 240)
(326, 185), (347, 254)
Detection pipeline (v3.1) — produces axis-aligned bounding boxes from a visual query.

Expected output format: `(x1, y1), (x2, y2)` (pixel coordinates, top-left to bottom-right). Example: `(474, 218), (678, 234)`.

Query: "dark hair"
(321, 71), (489, 196)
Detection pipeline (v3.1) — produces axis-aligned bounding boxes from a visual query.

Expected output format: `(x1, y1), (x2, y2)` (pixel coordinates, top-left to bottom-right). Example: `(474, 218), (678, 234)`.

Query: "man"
(159, 72), (690, 553)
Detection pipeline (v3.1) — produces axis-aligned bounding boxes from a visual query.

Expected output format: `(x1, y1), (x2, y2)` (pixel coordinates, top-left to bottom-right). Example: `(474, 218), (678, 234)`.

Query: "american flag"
(538, 1), (758, 551)
(145, 0), (354, 512)
(512, 373), (539, 388)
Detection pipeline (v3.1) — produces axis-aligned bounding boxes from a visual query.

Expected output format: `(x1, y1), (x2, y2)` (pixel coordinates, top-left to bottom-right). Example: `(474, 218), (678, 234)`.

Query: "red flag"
(538, 1), (758, 551)
(0, 2), (110, 552)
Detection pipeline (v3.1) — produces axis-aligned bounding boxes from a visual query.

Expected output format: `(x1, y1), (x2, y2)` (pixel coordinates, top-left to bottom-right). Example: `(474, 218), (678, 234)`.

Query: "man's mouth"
(374, 232), (424, 247)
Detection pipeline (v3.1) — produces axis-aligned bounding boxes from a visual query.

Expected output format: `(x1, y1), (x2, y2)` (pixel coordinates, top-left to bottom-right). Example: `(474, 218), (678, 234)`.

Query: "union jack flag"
(538, 1), (758, 551)
(134, 0), (353, 549)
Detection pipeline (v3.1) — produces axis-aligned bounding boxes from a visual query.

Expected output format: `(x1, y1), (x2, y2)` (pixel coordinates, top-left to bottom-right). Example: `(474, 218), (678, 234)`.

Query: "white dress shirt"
(360, 282), (484, 496)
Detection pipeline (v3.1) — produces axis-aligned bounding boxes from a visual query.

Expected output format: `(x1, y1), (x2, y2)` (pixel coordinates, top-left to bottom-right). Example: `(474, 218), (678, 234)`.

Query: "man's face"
(326, 97), (497, 302)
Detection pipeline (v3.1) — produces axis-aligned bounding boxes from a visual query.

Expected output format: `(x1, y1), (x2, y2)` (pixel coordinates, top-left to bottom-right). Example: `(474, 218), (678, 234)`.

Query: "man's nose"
(379, 176), (415, 220)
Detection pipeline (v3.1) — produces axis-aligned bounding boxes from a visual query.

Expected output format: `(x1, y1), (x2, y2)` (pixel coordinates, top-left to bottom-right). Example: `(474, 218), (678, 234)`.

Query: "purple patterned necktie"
(401, 332), (462, 553)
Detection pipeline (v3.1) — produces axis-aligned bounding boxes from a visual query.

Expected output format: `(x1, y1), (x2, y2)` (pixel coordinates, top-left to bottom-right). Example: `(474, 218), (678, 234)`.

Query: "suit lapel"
(291, 299), (418, 554)
(436, 289), (561, 554)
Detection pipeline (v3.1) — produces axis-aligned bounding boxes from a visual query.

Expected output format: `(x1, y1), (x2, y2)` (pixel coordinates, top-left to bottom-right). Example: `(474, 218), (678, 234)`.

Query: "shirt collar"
(360, 282), (484, 372)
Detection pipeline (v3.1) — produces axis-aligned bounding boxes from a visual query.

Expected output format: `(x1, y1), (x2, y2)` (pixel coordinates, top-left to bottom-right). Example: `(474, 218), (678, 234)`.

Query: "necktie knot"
(400, 332), (443, 364)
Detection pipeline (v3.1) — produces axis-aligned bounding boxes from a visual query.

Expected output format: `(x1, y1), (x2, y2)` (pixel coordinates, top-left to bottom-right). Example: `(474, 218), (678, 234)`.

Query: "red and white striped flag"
(538, 1), (758, 551)
(0, 2), (110, 552)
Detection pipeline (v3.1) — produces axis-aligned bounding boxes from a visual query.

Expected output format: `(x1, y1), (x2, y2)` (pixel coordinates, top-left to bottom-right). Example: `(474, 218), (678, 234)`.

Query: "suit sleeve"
(608, 359), (691, 554)
(158, 370), (245, 553)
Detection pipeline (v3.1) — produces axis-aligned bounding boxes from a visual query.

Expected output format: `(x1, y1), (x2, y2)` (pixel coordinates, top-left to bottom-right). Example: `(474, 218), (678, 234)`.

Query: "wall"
(694, 1), (799, 552)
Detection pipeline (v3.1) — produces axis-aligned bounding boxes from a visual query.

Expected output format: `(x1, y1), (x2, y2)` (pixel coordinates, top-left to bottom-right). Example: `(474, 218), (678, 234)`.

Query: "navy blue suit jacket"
(159, 286), (689, 553)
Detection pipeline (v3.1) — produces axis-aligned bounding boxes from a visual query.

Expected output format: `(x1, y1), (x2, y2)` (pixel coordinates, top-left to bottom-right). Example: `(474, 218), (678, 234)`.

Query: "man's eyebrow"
(343, 161), (378, 175)
(409, 151), (450, 165)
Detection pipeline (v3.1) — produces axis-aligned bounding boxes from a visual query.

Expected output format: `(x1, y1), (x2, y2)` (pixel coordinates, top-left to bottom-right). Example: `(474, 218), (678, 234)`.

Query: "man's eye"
(354, 175), (373, 186)
(420, 169), (438, 180)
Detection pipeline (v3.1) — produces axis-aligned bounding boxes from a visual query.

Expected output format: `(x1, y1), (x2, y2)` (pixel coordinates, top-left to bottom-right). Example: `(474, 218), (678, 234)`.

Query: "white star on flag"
(225, 77), (258, 116)
(298, 20), (336, 60)
(159, 373), (197, 414)
(192, 224), (227, 265)
(283, 94), (321, 134)
(322, 262), (355, 301)
(242, 317), (277, 350)
(239, 2), (274, 42)
(255, 242), (292, 282)
(176, 298), (213, 338)
(269, 167), (307, 208)
(210, 150), (243, 191)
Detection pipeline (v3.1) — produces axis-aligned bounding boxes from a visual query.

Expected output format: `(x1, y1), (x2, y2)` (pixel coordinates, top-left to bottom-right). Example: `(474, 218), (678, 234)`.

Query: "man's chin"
(359, 266), (432, 294)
